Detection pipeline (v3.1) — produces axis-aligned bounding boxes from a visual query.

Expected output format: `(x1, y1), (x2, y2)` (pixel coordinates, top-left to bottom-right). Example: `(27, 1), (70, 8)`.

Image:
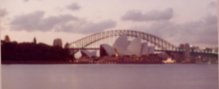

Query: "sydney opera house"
(77, 35), (168, 64)
(100, 35), (155, 57)
(80, 35), (156, 58)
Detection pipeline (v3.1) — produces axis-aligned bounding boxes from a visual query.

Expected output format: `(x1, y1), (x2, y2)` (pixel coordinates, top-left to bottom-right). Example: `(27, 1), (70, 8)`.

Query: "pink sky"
(0, 0), (218, 48)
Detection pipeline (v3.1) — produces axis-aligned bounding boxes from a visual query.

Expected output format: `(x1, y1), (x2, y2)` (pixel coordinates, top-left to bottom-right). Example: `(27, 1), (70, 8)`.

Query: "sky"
(0, 0), (218, 48)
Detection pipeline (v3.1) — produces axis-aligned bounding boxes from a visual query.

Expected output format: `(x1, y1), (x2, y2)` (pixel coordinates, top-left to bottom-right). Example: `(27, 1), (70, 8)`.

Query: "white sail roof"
(100, 44), (115, 56)
(113, 35), (130, 56)
(127, 37), (142, 56)
(81, 50), (97, 57)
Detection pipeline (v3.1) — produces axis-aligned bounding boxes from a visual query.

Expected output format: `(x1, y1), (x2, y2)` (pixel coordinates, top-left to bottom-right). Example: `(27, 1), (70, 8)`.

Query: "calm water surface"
(2, 64), (218, 89)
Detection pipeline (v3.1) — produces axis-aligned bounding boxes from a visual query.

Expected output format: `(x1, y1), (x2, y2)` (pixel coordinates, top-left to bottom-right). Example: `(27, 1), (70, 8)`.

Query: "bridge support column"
(180, 43), (191, 63)
(184, 49), (191, 63)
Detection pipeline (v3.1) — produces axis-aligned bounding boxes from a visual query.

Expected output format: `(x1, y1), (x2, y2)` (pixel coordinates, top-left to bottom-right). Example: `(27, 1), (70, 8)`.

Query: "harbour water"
(2, 64), (218, 89)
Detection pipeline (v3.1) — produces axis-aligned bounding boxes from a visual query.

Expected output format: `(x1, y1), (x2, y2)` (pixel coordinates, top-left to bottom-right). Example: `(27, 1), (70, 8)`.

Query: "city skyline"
(0, 0), (218, 48)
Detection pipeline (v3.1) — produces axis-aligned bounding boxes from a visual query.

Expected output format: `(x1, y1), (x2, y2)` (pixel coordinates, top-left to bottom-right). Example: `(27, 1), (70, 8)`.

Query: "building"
(141, 43), (155, 55)
(4, 35), (10, 42)
(53, 38), (63, 47)
(79, 35), (156, 58)
(179, 43), (191, 63)
(127, 37), (142, 56)
(99, 35), (155, 57)
(113, 35), (130, 56)
(80, 50), (97, 58)
(100, 44), (116, 57)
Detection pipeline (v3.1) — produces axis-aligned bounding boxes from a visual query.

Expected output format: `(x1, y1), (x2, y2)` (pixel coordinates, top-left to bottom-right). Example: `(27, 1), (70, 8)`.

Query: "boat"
(163, 57), (176, 64)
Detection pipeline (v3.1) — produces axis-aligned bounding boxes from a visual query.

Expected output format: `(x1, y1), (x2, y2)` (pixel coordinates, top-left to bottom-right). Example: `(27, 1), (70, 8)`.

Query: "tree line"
(1, 40), (73, 64)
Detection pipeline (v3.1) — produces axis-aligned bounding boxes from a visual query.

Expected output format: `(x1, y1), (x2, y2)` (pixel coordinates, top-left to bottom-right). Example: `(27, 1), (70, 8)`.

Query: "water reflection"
(2, 64), (218, 89)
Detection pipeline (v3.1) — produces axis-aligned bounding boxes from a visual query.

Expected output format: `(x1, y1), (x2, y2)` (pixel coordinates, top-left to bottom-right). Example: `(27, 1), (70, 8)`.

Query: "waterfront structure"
(80, 50), (97, 58)
(141, 43), (155, 55)
(179, 43), (191, 63)
(100, 35), (155, 57)
(100, 44), (115, 57)
(127, 37), (142, 56)
(113, 35), (130, 56)
(162, 57), (176, 64)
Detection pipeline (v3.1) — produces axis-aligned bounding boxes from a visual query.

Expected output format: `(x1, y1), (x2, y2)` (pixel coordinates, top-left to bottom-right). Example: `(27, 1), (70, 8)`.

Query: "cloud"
(0, 9), (7, 17)
(67, 3), (80, 11)
(10, 11), (116, 34)
(0, 9), (7, 30)
(122, 8), (173, 22)
(56, 20), (116, 34)
(24, 0), (29, 2)
(135, 15), (218, 47)
(209, 1), (218, 8)
(11, 11), (78, 31)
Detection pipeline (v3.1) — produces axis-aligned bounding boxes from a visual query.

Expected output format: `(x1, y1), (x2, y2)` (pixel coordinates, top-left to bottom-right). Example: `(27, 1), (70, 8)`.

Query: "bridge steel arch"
(69, 30), (177, 50)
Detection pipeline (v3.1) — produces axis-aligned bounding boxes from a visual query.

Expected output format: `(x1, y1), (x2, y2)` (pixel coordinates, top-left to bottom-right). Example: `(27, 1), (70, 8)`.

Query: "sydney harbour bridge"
(67, 29), (218, 63)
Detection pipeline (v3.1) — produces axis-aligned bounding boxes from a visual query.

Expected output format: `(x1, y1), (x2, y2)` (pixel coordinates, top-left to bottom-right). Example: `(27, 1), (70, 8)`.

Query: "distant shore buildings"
(53, 38), (63, 47)
(1, 35), (218, 64)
